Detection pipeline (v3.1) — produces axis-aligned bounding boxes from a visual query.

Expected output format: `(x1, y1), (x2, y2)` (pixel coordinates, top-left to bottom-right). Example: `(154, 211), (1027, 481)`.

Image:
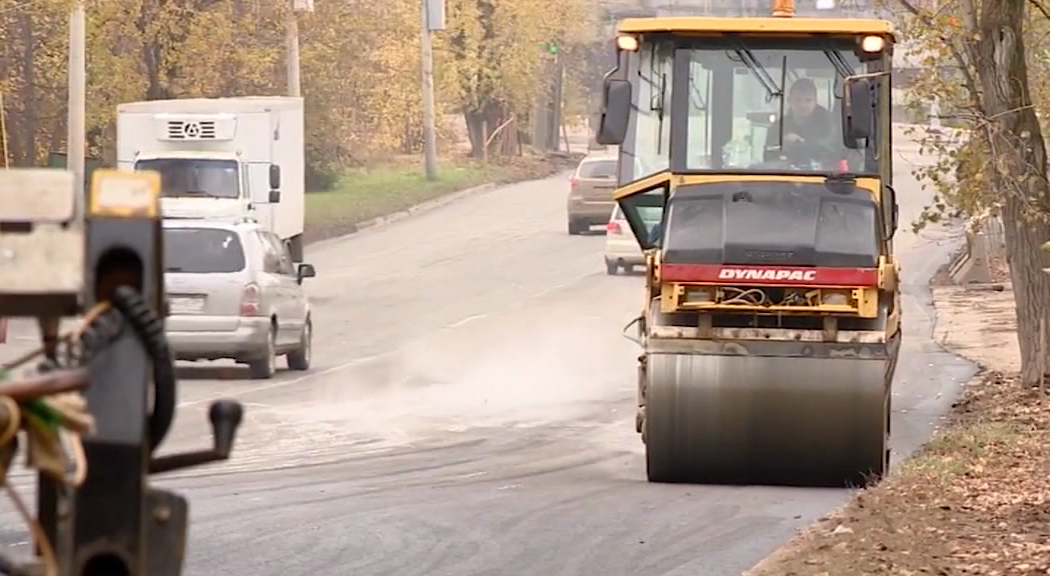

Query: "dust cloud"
(286, 299), (639, 444)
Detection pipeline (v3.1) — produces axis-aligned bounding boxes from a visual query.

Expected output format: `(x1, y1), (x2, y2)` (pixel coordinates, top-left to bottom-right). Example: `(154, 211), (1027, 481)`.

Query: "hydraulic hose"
(109, 285), (176, 453)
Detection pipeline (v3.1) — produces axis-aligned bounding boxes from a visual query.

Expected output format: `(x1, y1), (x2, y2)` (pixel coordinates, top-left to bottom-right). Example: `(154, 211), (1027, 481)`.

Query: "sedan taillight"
(240, 283), (261, 316)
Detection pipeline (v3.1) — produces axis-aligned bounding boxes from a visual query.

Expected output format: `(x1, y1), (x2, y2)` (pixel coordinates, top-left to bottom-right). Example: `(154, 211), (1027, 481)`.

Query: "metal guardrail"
(948, 214), (1007, 284)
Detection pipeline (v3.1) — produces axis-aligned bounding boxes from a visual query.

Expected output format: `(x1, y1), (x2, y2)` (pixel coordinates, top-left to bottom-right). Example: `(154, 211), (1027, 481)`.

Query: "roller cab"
(596, 13), (902, 486)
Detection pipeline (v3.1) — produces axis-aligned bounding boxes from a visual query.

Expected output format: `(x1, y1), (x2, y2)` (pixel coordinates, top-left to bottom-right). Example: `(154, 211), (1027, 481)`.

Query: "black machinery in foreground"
(0, 167), (243, 576)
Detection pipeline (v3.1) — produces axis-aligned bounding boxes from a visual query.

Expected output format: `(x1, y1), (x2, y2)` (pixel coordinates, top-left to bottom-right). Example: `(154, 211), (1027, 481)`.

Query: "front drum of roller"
(644, 352), (890, 487)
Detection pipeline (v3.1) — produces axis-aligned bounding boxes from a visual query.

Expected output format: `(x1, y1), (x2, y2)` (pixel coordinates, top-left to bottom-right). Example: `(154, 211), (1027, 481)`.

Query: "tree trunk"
(463, 100), (505, 159)
(464, 108), (485, 158)
(974, 0), (1050, 387)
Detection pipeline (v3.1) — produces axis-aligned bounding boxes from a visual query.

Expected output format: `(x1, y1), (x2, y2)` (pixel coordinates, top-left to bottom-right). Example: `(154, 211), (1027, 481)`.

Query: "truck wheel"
(248, 325), (277, 380)
(287, 318), (312, 371)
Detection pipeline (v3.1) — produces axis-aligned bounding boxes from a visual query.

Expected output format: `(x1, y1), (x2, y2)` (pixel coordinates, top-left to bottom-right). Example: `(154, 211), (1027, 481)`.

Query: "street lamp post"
(68, 1), (86, 209)
(421, 0), (444, 181)
(287, 0), (313, 97)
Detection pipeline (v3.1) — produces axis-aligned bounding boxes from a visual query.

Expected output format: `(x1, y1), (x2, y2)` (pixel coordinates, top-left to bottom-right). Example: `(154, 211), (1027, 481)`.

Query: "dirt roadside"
(745, 262), (1050, 575)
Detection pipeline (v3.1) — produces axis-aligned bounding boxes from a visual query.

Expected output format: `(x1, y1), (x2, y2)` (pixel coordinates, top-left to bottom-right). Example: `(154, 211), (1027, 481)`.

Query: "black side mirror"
(842, 77), (874, 147)
(268, 190), (281, 203)
(296, 263), (316, 284)
(884, 184), (898, 238)
(269, 164), (281, 190)
(596, 78), (632, 146)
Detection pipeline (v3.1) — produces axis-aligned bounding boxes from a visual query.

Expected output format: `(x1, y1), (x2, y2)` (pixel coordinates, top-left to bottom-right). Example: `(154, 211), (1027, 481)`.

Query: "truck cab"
(130, 149), (281, 223)
(117, 98), (306, 261)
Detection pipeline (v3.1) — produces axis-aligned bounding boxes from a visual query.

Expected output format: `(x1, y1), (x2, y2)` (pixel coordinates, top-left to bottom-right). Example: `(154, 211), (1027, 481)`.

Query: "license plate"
(169, 296), (205, 315)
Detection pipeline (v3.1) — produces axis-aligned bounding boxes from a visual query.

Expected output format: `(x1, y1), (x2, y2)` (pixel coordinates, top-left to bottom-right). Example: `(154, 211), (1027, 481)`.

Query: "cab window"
(618, 188), (667, 249)
(680, 38), (879, 175)
(621, 39), (674, 184)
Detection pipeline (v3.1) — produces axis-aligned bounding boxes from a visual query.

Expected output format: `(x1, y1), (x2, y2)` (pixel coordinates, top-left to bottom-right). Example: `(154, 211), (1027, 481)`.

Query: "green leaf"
(23, 398), (62, 432)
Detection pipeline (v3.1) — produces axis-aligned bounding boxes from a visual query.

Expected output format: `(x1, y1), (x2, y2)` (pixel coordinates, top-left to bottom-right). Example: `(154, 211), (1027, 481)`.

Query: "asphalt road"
(0, 136), (976, 575)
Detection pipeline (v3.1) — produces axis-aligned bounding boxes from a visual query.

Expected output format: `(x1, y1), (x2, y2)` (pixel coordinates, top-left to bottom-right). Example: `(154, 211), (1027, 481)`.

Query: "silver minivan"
(567, 155), (618, 234)
(163, 218), (316, 379)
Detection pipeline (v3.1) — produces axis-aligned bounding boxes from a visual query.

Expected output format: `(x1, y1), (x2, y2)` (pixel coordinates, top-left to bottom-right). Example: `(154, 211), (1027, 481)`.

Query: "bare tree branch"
(960, 0), (979, 33)
(1029, 0), (1050, 21)
(895, 0), (983, 113)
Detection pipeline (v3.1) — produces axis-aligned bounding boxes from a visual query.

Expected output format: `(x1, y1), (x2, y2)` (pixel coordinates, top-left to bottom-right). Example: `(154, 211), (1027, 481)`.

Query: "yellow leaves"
(0, 0), (598, 172)
(442, 0), (590, 113)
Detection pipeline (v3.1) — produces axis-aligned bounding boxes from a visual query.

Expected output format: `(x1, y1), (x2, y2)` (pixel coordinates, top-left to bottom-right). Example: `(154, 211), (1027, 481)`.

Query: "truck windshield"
(620, 36), (884, 182)
(137, 158), (240, 199)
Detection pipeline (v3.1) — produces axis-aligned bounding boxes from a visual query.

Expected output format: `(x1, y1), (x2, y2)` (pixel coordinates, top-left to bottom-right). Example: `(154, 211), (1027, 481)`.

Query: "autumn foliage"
(0, 0), (597, 187)
(889, 0), (1050, 387)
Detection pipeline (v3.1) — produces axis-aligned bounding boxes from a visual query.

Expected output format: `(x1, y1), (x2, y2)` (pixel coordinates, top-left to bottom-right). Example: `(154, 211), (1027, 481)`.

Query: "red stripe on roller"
(661, 264), (879, 286)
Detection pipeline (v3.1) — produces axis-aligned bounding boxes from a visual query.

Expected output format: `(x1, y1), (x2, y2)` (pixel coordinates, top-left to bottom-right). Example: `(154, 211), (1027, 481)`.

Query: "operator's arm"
(808, 108), (835, 148)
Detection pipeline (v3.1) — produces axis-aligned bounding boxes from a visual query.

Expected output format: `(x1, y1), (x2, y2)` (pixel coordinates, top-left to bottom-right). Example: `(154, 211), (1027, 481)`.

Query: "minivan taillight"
(570, 177), (579, 190)
(240, 283), (261, 316)
(607, 221), (622, 234)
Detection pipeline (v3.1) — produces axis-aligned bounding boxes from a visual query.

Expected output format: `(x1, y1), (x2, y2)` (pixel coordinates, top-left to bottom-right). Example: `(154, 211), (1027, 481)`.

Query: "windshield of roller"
(685, 38), (877, 175)
(618, 36), (883, 182)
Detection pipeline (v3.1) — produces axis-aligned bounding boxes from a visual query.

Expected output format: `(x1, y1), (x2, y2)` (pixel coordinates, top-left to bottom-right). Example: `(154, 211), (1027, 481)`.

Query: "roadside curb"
(354, 182), (498, 232)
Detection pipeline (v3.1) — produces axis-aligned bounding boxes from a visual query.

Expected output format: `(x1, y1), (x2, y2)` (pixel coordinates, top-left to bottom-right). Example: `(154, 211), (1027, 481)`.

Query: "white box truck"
(116, 96), (307, 261)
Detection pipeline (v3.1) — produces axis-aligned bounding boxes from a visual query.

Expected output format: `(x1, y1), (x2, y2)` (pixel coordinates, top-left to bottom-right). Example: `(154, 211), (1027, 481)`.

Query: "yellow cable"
(62, 430), (87, 487)
(0, 302), (106, 576)
(72, 302), (112, 340)
(2, 302), (111, 371)
(0, 396), (17, 447)
(721, 287), (767, 305)
(4, 481), (57, 576)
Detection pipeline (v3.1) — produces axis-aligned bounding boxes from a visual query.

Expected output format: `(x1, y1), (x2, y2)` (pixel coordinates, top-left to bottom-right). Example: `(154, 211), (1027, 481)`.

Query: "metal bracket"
(0, 169), (83, 317)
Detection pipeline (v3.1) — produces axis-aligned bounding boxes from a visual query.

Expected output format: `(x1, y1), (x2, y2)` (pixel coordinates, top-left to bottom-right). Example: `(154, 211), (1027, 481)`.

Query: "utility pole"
(535, 42), (562, 152)
(287, 0), (312, 97)
(68, 1), (86, 209)
(552, 51), (564, 151)
(421, 0), (443, 181)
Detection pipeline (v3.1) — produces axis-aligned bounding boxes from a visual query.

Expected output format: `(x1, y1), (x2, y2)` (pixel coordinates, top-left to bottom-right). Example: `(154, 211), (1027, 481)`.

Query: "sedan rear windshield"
(579, 159), (617, 179)
(164, 228), (246, 273)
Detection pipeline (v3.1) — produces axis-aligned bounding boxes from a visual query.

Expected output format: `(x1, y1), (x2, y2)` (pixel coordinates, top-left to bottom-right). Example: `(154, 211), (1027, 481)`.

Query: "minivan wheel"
(287, 318), (312, 371)
(248, 326), (277, 380)
(568, 220), (583, 235)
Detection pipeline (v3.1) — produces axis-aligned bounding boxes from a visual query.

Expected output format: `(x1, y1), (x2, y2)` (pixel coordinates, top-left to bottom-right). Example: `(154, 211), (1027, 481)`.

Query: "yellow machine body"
(597, 13), (901, 486)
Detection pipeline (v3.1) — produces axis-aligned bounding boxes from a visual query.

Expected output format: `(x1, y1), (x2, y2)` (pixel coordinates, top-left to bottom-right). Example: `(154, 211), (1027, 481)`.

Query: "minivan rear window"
(164, 228), (246, 273)
(578, 159), (617, 179)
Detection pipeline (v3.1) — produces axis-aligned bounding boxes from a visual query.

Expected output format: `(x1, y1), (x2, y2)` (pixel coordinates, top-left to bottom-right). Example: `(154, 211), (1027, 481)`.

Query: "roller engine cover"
(661, 181), (880, 269)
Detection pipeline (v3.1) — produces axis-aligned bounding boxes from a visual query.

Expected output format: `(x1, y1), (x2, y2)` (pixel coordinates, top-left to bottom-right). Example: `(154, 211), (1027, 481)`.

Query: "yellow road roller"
(596, 2), (901, 487)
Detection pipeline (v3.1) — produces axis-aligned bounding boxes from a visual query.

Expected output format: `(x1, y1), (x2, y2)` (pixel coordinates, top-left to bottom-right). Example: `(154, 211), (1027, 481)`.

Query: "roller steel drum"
(644, 352), (892, 486)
